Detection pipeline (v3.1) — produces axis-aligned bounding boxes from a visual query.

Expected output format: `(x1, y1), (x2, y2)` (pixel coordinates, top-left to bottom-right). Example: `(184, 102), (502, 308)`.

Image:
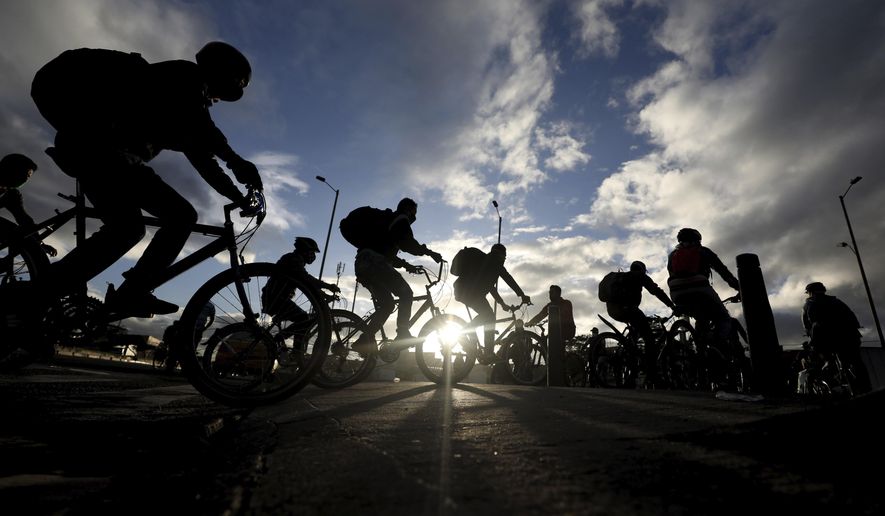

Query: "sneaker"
(351, 334), (377, 356)
(107, 287), (178, 318)
(394, 331), (415, 343)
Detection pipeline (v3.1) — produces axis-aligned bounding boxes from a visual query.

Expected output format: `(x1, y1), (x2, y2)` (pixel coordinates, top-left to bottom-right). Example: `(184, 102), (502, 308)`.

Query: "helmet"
(630, 260), (647, 273)
(0, 153), (37, 188)
(677, 228), (702, 243)
(196, 41), (251, 102)
(805, 282), (826, 294)
(490, 243), (507, 255)
(295, 237), (320, 253)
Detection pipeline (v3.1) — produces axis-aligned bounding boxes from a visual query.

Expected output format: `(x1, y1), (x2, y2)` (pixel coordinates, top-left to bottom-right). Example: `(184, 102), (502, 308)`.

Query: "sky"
(2, 0), (884, 349)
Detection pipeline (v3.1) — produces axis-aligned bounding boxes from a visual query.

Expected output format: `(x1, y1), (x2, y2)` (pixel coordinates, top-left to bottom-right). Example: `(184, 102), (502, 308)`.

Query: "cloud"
(574, 0), (885, 344)
(570, 0), (625, 58)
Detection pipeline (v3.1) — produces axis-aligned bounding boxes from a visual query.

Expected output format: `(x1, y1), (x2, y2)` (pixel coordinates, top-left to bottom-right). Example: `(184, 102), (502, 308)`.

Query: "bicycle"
(469, 301), (548, 386)
(519, 320), (586, 387)
(0, 153), (332, 406)
(795, 340), (856, 401)
(589, 312), (675, 389)
(310, 261), (477, 387)
(665, 295), (753, 393)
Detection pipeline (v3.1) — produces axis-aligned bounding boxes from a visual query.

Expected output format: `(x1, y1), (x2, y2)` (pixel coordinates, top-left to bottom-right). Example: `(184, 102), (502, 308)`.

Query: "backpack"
(450, 247), (486, 276)
(339, 206), (396, 250)
(31, 48), (150, 133)
(598, 271), (630, 303)
(668, 245), (702, 277)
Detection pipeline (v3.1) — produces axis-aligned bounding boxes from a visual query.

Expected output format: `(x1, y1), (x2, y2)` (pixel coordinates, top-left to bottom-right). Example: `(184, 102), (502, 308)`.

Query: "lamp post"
(839, 176), (884, 348)
(316, 176), (339, 282)
(492, 200), (502, 318)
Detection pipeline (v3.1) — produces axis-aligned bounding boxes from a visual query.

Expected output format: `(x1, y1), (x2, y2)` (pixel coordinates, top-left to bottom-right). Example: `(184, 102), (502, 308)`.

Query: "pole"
(840, 184), (885, 348)
(736, 253), (785, 395)
(547, 304), (565, 387)
(316, 176), (339, 281)
(492, 200), (501, 319)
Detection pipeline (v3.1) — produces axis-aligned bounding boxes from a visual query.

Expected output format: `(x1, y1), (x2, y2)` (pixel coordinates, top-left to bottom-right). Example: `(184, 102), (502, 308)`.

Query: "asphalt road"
(1, 359), (882, 515)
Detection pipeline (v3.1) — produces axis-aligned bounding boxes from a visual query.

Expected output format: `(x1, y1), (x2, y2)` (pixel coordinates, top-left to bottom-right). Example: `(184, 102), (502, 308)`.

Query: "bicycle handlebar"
(225, 189), (266, 225)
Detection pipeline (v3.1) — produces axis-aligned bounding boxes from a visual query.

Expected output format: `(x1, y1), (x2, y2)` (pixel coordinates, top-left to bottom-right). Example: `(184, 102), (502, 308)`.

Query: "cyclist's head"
(0, 153), (37, 189)
(805, 282), (826, 295)
(549, 285), (561, 300)
(396, 197), (418, 223)
(294, 236), (320, 263)
(630, 260), (647, 274)
(490, 243), (507, 262)
(677, 227), (702, 244)
(196, 41), (251, 102)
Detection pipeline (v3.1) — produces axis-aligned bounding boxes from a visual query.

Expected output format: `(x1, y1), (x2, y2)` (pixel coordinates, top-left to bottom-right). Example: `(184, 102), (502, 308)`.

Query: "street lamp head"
(850, 176), (863, 185)
(316, 175), (326, 182)
(492, 200), (499, 209)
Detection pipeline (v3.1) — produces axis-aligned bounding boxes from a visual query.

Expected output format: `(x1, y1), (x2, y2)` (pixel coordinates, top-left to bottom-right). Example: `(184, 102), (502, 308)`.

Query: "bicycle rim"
(662, 321), (700, 390)
(504, 331), (547, 386)
(177, 262), (331, 407)
(590, 332), (633, 388)
(416, 314), (476, 384)
(312, 309), (376, 389)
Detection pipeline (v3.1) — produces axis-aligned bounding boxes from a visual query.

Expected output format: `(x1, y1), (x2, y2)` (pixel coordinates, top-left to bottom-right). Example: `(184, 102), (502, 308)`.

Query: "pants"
(606, 303), (658, 377)
(671, 286), (732, 345)
(355, 249), (413, 337)
(454, 284), (496, 353)
(50, 138), (197, 295)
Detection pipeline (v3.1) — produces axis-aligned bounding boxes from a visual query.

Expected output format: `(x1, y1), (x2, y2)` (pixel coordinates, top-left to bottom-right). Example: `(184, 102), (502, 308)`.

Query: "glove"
(509, 304), (520, 313)
(229, 157), (263, 190)
(428, 251), (443, 263)
(325, 283), (341, 294)
(41, 243), (58, 257)
(405, 264), (421, 274)
(521, 295), (532, 305)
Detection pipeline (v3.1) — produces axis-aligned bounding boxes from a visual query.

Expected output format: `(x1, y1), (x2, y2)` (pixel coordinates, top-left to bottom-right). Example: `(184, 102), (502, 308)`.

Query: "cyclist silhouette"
(351, 198), (443, 354)
(453, 243), (531, 363)
(604, 260), (676, 386)
(526, 285), (576, 341)
(30, 41), (262, 317)
(0, 153), (56, 256)
(802, 281), (871, 393)
(263, 236), (340, 321)
(667, 228), (740, 346)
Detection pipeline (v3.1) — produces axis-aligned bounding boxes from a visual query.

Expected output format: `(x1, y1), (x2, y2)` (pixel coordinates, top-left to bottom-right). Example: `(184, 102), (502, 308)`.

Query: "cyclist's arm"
(704, 248), (741, 290)
(499, 267), (527, 299)
(642, 275), (675, 309)
(184, 151), (245, 203)
(391, 218), (440, 261)
(526, 303), (549, 326)
(1, 190), (36, 227)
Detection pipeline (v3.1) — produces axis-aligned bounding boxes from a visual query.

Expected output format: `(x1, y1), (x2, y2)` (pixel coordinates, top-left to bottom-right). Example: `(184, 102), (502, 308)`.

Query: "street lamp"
(492, 200), (501, 244)
(315, 175), (339, 281)
(839, 176), (884, 348)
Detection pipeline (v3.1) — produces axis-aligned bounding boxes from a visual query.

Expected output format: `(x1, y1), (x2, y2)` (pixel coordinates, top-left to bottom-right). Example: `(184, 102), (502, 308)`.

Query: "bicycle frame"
(372, 261), (446, 349)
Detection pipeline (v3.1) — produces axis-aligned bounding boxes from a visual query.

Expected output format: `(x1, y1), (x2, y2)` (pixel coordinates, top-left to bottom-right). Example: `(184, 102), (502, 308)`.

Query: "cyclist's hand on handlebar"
(323, 283), (341, 294)
(40, 243), (58, 257)
(521, 295), (532, 306)
(428, 250), (443, 264)
(404, 263), (422, 274)
(238, 191), (263, 218)
(229, 157), (263, 191)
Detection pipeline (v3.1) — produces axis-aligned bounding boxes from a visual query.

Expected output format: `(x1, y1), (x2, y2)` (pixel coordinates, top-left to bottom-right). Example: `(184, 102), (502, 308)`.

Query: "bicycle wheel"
(177, 262), (331, 407)
(589, 332), (635, 388)
(311, 309), (376, 389)
(415, 314), (476, 384)
(503, 330), (547, 386)
(0, 220), (52, 366)
(661, 320), (700, 390)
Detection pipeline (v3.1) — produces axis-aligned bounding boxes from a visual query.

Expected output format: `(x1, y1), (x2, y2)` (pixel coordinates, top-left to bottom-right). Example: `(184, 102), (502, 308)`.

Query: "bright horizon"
(2, 0), (884, 347)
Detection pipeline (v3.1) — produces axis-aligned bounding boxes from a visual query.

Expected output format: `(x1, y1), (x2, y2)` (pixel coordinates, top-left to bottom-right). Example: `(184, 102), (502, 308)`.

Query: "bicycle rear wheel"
(177, 262), (331, 407)
(589, 332), (636, 388)
(416, 314), (476, 384)
(503, 330), (547, 386)
(312, 309), (376, 389)
(0, 220), (51, 367)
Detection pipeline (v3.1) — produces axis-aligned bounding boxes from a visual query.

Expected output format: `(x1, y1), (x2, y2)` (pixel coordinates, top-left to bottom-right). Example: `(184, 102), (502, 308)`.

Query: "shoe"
(394, 331), (415, 343)
(107, 286), (178, 318)
(351, 334), (377, 356)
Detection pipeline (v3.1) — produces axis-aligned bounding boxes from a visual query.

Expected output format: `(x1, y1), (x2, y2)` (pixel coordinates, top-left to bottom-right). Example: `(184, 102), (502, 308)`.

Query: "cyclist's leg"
(463, 295), (495, 358)
(117, 166), (197, 305)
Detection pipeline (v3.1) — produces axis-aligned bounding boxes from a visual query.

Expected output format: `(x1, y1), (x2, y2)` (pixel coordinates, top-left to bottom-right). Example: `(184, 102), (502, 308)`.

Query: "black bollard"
(736, 253), (786, 394)
(547, 305), (565, 386)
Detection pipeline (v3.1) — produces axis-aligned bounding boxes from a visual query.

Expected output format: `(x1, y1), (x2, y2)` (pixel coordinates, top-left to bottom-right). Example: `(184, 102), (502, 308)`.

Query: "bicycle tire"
(415, 314), (476, 384)
(0, 220), (52, 367)
(311, 309), (376, 389)
(589, 332), (635, 388)
(503, 330), (547, 386)
(177, 262), (331, 407)
(661, 320), (700, 390)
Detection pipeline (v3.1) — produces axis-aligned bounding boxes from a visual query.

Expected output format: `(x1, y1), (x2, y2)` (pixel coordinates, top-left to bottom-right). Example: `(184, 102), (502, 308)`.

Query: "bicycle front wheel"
(177, 262), (331, 407)
(312, 309), (376, 389)
(503, 331), (547, 386)
(416, 314), (477, 384)
(589, 332), (636, 388)
(661, 320), (700, 390)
